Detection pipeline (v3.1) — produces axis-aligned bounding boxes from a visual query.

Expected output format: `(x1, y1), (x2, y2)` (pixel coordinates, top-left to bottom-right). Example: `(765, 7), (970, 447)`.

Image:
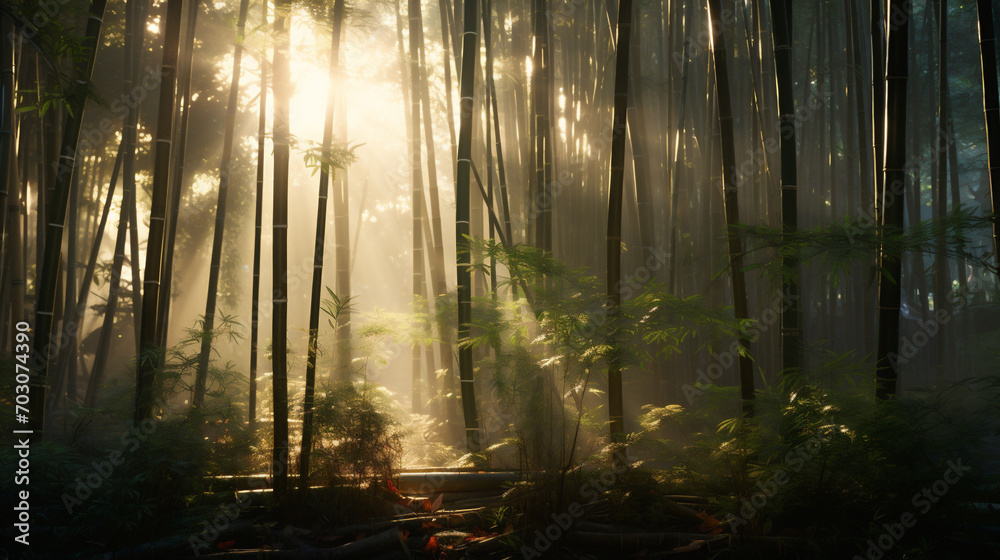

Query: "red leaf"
(429, 493), (444, 512)
(672, 540), (705, 553)
(424, 536), (438, 552)
(696, 511), (723, 533)
(217, 540), (235, 550)
(387, 478), (399, 493)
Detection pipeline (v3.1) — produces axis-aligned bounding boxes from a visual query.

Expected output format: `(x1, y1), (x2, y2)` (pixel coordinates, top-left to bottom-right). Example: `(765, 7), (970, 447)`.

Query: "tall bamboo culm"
(271, 0), (293, 500)
(875, 0), (910, 400)
(707, 0), (755, 416)
(606, 0), (633, 465)
(456, 0), (481, 454)
(136, 0), (182, 424)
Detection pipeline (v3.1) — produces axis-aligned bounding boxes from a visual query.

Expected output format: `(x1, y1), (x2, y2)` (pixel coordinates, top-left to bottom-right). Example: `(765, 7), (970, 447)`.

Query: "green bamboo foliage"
(707, 0), (755, 415)
(875, 0), (910, 400)
(301, 0), (345, 489)
(769, 0), (801, 373)
(606, 0), (633, 459)
(272, 0), (293, 499)
(456, 0), (481, 454)
(976, 0), (1000, 274)
(193, 0), (250, 409)
(30, 0), (109, 433)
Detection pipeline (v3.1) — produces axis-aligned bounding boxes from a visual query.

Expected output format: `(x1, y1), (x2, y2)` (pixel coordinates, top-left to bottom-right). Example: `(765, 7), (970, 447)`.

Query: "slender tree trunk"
(333, 92), (351, 381)
(977, 0), (1000, 274)
(607, 0), (633, 465)
(872, 0), (886, 225)
(0, 18), (13, 252)
(408, 0), (427, 414)
(482, 0), (512, 247)
(875, 0), (910, 400)
(708, 0), (755, 416)
(627, 4), (655, 267)
(158, 0), (200, 349)
(456, 0), (481, 454)
(88, 0), (145, 408)
(50, 152), (80, 408)
(136, 0), (183, 423)
(250, 0), (269, 431)
(0, 21), (16, 343)
(438, 0), (458, 165)
(30, 0), (109, 435)
(86, 160), (132, 408)
(415, 0), (453, 415)
(271, 0), (293, 500)
(301, 0), (344, 490)
(668, 0), (694, 296)
(5, 135), (24, 337)
(76, 145), (122, 348)
(532, 0), (552, 257)
(933, 0), (950, 386)
(193, 0), (250, 408)
(770, 0), (801, 373)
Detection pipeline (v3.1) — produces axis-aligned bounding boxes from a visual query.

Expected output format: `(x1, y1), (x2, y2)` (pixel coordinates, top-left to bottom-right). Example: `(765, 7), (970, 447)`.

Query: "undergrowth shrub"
(309, 381), (402, 486)
(631, 363), (1000, 558)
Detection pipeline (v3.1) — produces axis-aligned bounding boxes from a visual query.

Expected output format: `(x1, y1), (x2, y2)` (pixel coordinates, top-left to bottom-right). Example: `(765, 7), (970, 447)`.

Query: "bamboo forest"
(3, 0), (1000, 557)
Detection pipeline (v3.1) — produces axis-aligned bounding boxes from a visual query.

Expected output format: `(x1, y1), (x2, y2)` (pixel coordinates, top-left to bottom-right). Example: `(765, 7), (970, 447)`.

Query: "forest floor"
(150, 470), (1000, 560)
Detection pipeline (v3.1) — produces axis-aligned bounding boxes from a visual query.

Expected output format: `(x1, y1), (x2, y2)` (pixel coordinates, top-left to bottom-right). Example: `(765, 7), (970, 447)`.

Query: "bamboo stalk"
(301, 0), (345, 489)
(136, 0), (183, 423)
(456, 0), (482, 454)
(875, 0), (909, 400)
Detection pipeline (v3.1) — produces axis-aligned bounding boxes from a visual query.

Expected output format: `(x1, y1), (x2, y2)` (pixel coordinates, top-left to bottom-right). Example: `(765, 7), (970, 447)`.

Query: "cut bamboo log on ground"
(392, 506), (486, 520)
(402, 489), (504, 502)
(394, 471), (521, 493)
(570, 530), (724, 549)
(334, 510), (486, 536)
(191, 528), (410, 559)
